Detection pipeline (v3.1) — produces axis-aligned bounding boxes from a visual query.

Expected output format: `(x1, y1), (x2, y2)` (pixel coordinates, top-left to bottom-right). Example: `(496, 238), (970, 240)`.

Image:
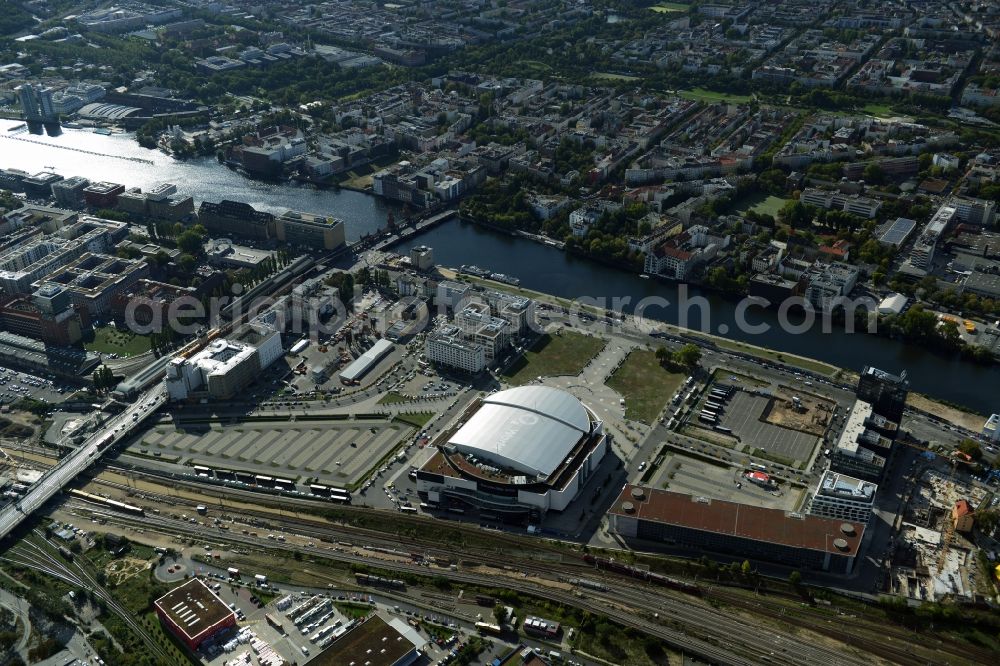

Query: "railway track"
(34, 457), (993, 665)
(69, 472), (997, 665)
(78, 505), (893, 666)
(2, 532), (171, 663)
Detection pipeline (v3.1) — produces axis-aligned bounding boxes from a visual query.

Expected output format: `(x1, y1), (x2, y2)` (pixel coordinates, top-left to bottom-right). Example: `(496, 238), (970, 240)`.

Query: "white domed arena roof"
(447, 386), (591, 477)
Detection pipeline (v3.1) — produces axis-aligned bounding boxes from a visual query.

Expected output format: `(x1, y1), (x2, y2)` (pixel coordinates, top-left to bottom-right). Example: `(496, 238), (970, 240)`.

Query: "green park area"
(83, 325), (150, 357)
(679, 88), (754, 104)
(607, 349), (685, 424)
(502, 331), (606, 385)
(650, 2), (689, 12)
(730, 191), (789, 218)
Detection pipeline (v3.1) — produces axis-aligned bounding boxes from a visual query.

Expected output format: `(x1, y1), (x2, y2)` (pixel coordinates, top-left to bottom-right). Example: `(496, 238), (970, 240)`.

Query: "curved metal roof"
(448, 386), (591, 478)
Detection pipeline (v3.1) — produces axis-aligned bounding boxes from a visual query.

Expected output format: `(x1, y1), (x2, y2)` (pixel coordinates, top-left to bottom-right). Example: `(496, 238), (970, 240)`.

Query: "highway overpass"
(0, 385), (167, 540)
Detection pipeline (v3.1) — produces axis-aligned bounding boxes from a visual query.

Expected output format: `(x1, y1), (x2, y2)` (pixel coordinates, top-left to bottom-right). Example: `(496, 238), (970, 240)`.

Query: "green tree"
(672, 343), (702, 370)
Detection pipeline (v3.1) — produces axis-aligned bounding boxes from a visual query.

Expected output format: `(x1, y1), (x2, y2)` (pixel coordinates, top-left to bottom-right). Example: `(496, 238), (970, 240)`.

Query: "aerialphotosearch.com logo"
(119, 281), (880, 342)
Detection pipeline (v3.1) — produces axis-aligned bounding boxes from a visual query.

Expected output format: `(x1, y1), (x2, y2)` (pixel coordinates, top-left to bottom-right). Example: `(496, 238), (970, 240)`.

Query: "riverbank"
(453, 213), (997, 371)
(441, 268), (993, 431)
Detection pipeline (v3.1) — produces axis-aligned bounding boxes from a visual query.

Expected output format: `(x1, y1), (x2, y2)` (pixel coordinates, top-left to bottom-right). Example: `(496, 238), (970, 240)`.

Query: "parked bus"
(475, 622), (502, 636)
(400, 506), (417, 513)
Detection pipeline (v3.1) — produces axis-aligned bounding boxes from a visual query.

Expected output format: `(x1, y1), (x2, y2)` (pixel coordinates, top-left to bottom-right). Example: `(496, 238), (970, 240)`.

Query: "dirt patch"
(470, 565), (573, 591)
(105, 557), (149, 586)
(907, 394), (985, 431)
(764, 386), (836, 436)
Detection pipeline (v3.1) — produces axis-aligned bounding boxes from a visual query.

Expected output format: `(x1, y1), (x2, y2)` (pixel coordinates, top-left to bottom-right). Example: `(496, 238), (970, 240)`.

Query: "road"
(0, 385), (167, 540)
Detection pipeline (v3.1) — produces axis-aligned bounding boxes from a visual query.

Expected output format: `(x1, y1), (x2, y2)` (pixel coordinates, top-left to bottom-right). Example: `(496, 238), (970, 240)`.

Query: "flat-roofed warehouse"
(416, 386), (608, 517)
(339, 338), (394, 384)
(153, 578), (236, 649)
(312, 614), (424, 666)
(609, 485), (865, 574)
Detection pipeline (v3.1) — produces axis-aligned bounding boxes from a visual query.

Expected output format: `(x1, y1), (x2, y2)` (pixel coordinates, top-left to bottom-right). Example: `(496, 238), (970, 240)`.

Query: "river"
(2, 120), (996, 413)
(395, 220), (1000, 415)
(0, 120), (400, 242)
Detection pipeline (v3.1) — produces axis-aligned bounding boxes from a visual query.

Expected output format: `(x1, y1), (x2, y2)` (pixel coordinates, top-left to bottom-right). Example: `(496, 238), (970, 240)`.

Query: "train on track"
(354, 572), (406, 591)
(67, 488), (145, 516)
(582, 555), (701, 596)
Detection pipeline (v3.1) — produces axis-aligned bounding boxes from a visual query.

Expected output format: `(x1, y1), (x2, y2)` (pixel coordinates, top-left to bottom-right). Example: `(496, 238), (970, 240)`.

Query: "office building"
(82, 182), (126, 209)
(808, 470), (877, 524)
(17, 84), (57, 123)
(857, 365), (909, 422)
(197, 200), (275, 241)
(22, 172), (63, 199)
(51, 177), (91, 208)
(409, 245), (434, 271)
(608, 485), (864, 574)
(275, 210), (346, 251)
(426, 325), (486, 374)
(0, 284), (84, 346)
(165, 321), (282, 401)
(36, 253), (148, 316)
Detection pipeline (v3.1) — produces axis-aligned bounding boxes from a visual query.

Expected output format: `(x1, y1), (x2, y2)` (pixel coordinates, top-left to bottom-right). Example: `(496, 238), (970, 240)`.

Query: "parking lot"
(132, 419), (413, 488)
(645, 449), (802, 511)
(0, 365), (72, 404)
(720, 392), (820, 464)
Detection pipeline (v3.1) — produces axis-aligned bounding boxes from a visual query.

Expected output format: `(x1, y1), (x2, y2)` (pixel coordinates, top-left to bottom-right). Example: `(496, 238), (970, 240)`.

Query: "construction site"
(890, 463), (991, 602)
(762, 385), (838, 437)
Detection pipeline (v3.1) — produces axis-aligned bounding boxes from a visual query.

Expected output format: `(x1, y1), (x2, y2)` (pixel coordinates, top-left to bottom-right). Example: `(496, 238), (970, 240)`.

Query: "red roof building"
(609, 485), (864, 574)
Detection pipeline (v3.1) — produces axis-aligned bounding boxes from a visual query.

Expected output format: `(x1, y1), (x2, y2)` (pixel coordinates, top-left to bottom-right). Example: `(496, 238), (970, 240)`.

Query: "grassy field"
(83, 325), (150, 357)
(650, 1), (689, 12)
(729, 191), (789, 218)
(679, 87), (754, 104)
(394, 412), (435, 428)
(502, 331), (606, 385)
(606, 349), (685, 424)
(591, 72), (640, 82)
(378, 391), (409, 405)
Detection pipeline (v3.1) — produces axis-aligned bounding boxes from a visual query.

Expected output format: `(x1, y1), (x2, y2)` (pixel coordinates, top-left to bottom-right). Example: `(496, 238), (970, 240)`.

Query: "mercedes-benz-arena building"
(416, 386), (607, 521)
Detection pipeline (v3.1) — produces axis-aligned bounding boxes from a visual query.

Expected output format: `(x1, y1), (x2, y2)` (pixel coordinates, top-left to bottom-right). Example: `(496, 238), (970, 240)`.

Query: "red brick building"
(153, 579), (236, 650)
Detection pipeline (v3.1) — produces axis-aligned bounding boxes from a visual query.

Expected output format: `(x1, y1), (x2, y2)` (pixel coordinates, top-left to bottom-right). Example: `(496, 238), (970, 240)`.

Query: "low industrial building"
(165, 322), (282, 401)
(0, 330), (99, 377)
(312, 613), (425, 666)
(153, 579), (237, 650)
(808, 470), (877, 524)
(339, 339), (395, 384)
(609, 485), (865, 574)
(416, 386), (608, 518)
(983, 414), (1000, 443)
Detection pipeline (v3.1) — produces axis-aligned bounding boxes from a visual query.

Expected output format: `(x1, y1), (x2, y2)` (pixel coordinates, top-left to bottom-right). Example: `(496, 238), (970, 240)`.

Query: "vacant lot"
(765, 385), (837, 436)
(607, 349), (685, 424)
(503, 331), (606, 385)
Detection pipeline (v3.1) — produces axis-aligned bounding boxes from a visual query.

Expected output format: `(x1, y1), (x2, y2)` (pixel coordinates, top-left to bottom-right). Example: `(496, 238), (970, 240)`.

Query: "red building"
(153, 579), (236, 650)
(82, 181), (125, 209)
